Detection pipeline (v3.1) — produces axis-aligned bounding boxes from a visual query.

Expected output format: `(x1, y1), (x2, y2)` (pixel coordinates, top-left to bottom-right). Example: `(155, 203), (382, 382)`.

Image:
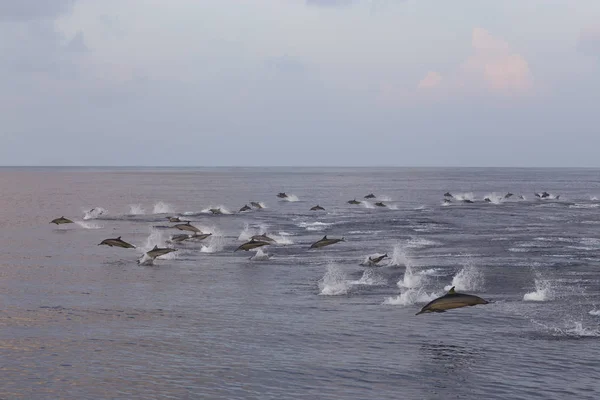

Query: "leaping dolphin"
(348, 199), (361, 205)
(145, 245), (177, 259)
(277, 192), (288, 199)
(364, 193), (376, 199)
(504, 193), (513, 199)
(98, 236), (136, 248)
(415, 286), (489, 315)
(375, 202), (387, 207)
(235, 239), (270, 252)
(250, 202), (263, 209)
(173, 222), (202, 234)
(167, 216), (181, 223)
(310, 205), (325, 211)
(50, 216), (73, 225)
(169, 234), (193, 243)
(250, 234), (276, 243)
(368, 253), (388, 265)
(444, 192), (453, 198)
(239, 205), (251, 212)
(309, 235), (345, 249)
(209, 208), (223, 215)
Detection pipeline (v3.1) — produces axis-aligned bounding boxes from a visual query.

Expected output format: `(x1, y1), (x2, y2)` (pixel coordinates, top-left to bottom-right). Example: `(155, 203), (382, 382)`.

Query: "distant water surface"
(0, 167), (599, 399)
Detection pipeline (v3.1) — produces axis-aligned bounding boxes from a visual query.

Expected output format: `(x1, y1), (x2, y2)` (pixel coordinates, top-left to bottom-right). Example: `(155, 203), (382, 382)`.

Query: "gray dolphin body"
(364, 193), (376, 199)
(309, 235), (345, 249)
(235, 239), (270, 252)
(98, 236), (136, 248)
(146, 245), (177, 259)
(415, 286), (489, 315)
(174, 222), (202, 234)
(368, 253), (388, 265)
(209, 208), (223, 215)
(191, 233), (213, 241)
(169, 234), (193, 243)
(239, 205), (251, 212)
(251, 234), (276, 243)
(375, 202), (387, 207)
(250, 202), (263, 209)
(167, 216), (181, 223)
(310, 205), (325, 211)
(50, 216), (73, 225)
(348, 199), (361, 205)
(444, 192), (453, 198)
(277, 192), (288, 199)
(504, 192), (514, 199)
(462, 199), (474, 204)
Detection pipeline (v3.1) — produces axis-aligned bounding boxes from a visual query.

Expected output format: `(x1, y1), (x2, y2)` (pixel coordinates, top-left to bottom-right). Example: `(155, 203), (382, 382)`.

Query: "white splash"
(589, 309), (600, 316)
(361, 201), (375, 209)
(383, 289), (440, 306)
(523, 277), (554, 301)
(200, 229), (225, 253)
(128, 204), (146, 215)
(201, 205), (232, 215)
(250, 248), (271, 261)
(318, 263), (350, 296)
(273, 233), (294, 245)
(444, 262), (485, 292)
(350, 269), (387, 286)
(282, 194), (299, 202)
(83, 207), (107, 220)
(297, 221), (333, 231)
(75, 220), (103, 229)
(453, 192), (475, 202)
(483, 192), (504, 204)
(153, 201), (175, 214)
(137, 228), (177, 264)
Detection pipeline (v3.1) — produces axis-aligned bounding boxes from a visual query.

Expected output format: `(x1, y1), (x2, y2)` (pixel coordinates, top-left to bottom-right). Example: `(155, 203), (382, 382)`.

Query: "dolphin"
(251, 234), (276, 243)
(191, 233), (213, 241)
(50, 216), (74, 225)
(235, 239), (270, 252)
(348, 199), (361, 205)
(462, 199), (474, 204)
(173, 222), (202, 234)
(309, 235), (345, 249)
(375, 202), (387, 207)
(483, 197), (491, 203)
(167, 216), (181, 223)
(444, 192), (453, 198)
(250, 202), (263, 209)
(310, 205), (325, 211)
(364, 193), (376, 199)
(368, 253), (388, 265)
(443, 198), (452, 204)
(504, 192), (514, 199)
(98, 236), (135, 248)
(277, 192), (288, 199)
(415, 286), (489, 315)
(169, 234), (193, 243)
(209, 208), (223, 215)
(146, 245), (177, 259)
(518, 195), (525, 200)
(239, 205), (251, 212)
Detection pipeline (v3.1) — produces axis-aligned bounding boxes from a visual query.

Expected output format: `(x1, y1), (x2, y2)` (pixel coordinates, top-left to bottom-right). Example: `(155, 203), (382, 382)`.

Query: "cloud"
(0, 0), (75, 21)
(578, 25), (600, 56)
(418, 71), (442, 90)
(461, 27), (533, 94)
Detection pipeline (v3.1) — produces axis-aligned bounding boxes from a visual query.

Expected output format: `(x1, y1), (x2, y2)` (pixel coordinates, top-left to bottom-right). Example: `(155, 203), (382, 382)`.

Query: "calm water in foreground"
(0, 167), (599, 399)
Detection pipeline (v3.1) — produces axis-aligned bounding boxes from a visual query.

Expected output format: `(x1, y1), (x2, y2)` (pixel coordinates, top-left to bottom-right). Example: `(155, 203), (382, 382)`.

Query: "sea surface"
(1, 167), (599, 399)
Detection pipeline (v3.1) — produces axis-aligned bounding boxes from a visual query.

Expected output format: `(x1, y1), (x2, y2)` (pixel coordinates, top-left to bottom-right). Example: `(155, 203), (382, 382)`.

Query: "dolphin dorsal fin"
(153, 245), (158, 250)
(117, 236), (121, 240)
(322, 235), (327, 240)
(448, 286), (456, 294)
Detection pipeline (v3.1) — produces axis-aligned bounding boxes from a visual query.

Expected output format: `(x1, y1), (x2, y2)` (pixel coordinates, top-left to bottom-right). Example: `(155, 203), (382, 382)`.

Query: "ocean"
(0, 167), (599, 399)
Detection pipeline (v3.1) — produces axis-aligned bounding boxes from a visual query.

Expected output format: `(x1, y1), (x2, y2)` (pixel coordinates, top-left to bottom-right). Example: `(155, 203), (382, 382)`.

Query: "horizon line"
(1, 165), (600, 169)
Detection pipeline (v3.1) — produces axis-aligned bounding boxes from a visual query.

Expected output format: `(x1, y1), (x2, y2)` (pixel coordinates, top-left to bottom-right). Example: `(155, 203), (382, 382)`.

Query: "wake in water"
(530, 319), (600, 338)
(83, 207), (107, 220)
(128, 204), (146, 215)
(281, 194), (299, 202)
(153, 201), (175, 214)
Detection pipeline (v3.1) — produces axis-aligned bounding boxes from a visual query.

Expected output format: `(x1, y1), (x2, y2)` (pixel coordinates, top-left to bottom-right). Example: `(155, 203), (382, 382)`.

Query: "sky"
(1, 0), (599, 167)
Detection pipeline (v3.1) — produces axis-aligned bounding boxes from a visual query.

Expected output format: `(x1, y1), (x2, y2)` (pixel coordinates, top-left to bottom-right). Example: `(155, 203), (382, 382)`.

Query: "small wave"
(297, 221), (333, 231)
(128, 204), (146, 215)
(83, 207), (107, 220)
(75, 220), (103, 229)
(318, 264), (350, 296)
(569, 203), (600, 209)
(383, 289), (440, 306)
(153, 201), (175, 214)
(420, 268), (445, 276)
(591, 196), (598, 201)
(589, 309), (600, 316)
(444, 263), (485, 292)
(532, 320), (600, 338)
(523, 277), (554, 301)
(406, 237), (438, 249)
